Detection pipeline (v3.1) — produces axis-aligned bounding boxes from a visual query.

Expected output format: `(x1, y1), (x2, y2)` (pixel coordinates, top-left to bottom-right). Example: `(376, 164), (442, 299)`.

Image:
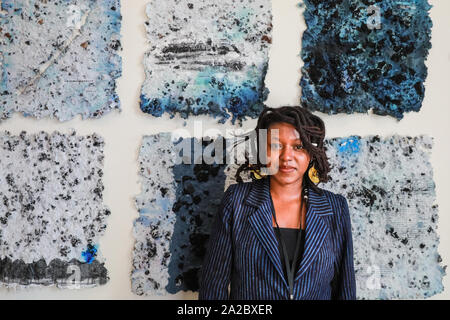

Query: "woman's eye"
(294, 144), (304, 150)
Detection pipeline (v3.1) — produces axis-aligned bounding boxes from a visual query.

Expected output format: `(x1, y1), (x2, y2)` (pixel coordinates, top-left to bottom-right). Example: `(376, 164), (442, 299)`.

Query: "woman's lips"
(279, 166), (296, 173)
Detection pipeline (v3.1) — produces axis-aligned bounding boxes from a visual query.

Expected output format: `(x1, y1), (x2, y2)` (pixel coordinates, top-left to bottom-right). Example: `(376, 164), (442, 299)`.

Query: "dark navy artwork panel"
(300, 0), (432, 119)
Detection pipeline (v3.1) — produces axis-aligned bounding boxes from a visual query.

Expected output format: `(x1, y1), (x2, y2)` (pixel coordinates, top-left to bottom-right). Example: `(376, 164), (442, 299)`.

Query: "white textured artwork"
(132, 133), (178, 295)
(0, 0), (122, 122)
(132, 133), (445, 298)
(0, 130), (110, 288)
(321, 135), (445, 299)
(140, 0), (272, 124)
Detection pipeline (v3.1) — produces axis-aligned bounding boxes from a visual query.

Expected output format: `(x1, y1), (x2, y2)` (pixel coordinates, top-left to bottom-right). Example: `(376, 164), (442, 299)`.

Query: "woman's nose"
(280, 146), (293, 161)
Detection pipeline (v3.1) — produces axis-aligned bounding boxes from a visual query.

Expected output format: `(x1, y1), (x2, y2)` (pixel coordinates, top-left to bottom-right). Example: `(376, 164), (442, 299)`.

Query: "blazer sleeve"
(198, 184), (235, 300)
(331, 195), (357, 300)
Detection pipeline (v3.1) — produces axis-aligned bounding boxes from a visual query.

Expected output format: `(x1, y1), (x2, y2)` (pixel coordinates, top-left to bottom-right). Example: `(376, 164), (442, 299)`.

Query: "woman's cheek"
(297, 152), (311, 170)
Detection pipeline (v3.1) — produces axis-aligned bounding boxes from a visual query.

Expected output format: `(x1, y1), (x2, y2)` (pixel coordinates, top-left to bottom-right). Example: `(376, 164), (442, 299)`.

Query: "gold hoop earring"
(250, 167), (266, 180)
(308, 165), (320, 184)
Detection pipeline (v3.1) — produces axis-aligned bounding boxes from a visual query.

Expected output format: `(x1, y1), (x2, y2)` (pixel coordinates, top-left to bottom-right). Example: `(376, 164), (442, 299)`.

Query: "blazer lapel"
(244, 176), (334, 286)
(295, 186), (333, 281)
(245, 177), (287, 286)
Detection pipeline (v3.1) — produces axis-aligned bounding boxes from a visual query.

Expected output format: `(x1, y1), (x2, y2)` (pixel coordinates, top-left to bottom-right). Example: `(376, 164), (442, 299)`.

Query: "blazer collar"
(244, 176), (333, 286)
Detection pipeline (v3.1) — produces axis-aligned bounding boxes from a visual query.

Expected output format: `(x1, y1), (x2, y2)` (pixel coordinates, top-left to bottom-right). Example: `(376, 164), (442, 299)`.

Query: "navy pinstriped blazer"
(198, 176), (356, 300)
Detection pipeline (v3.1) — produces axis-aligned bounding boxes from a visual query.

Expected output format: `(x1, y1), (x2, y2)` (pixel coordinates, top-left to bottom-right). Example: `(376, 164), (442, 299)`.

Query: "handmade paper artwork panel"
(0, 130), (110, 288)
(132, 133), (228, 295)
(140, 0), (272, 124)
(0, 0), (122, 122)
(133, 133), (444, 299)
(300, 0), (432, 119)
(320, 135), (445, 299)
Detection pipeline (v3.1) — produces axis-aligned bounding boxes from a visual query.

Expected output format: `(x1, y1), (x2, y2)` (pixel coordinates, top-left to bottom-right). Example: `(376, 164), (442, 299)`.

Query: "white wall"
(0, 0), (448, 299)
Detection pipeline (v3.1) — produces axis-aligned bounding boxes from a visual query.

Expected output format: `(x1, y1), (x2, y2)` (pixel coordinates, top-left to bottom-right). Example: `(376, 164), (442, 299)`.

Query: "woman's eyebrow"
(270, 136), (302, 140)
(270, 139), (303, 144)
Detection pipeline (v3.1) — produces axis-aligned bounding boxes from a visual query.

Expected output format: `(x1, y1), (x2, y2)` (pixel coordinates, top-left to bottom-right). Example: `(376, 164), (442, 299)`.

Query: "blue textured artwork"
(139, 0), (272, 124)
(0, 0), (122, 122)
(132, 133), (445, 299)
(132, 133), (227, 295)
(0, 130), (110, 288)
(300, 0), (432, 119)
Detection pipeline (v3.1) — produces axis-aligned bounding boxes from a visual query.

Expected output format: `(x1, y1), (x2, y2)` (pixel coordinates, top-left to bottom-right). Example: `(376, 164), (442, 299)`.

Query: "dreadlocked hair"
(233, 105), (331, 194)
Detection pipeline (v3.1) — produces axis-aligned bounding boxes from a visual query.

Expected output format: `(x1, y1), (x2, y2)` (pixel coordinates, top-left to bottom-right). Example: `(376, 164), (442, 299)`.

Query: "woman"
(198, 106), (356, 300)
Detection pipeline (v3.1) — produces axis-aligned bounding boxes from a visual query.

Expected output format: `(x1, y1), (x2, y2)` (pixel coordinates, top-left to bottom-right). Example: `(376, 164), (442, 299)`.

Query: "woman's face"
(265, 122), (311, 186)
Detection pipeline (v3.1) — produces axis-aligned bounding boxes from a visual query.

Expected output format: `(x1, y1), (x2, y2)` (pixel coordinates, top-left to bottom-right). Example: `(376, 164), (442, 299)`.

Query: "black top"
(273, 227), (306, 281)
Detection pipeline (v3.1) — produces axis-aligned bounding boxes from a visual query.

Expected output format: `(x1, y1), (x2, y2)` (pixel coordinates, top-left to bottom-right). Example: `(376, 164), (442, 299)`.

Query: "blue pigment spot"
(81, 244), (98, 264)
(338, 136), (360, 154)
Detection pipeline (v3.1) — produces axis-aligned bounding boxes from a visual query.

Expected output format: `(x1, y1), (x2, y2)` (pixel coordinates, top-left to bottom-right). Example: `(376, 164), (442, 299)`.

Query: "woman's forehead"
(267, 123), (300, 140)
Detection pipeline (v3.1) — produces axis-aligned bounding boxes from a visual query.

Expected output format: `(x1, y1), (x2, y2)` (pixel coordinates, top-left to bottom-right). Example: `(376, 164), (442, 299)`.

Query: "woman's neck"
(269, 176), (303, 201)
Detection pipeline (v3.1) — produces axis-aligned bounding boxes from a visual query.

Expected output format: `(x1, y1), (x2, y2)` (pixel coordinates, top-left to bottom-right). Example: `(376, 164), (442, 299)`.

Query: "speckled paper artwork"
(139, 0), (272, 124)
(134, 133), (444, 298)
(0, 130), (110, 288)
(0, 0), (122, 122)
(300, 0), (432, 119)
(320, 135), (445, 299)
(132, 133), (228, 295)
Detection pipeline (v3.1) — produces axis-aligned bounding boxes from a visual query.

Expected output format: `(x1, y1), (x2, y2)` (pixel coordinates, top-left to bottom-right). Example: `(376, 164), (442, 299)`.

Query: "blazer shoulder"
(223, 180), (254, 202)
(317, 188), (352, 238)
(320, 188), (347, 201)
(316, 187), (349, 211)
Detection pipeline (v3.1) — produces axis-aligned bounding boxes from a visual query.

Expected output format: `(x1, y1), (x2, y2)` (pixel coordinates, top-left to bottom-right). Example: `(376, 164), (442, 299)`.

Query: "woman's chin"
(272, 172), (301, 184)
